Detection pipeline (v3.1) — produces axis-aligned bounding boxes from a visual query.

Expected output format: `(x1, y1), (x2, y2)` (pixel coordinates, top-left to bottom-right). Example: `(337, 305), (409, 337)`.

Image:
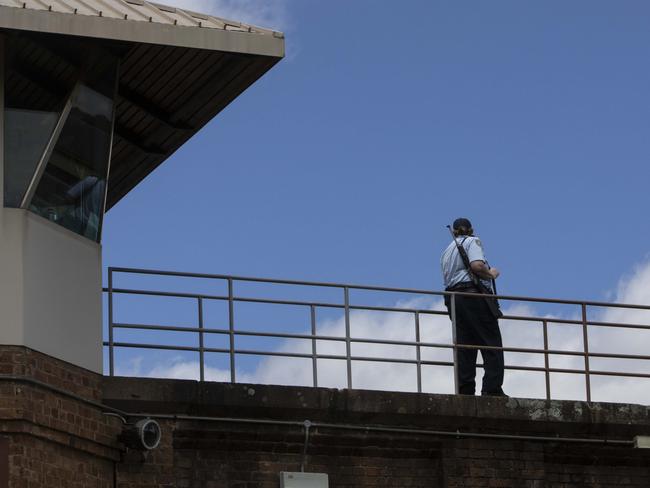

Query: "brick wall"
(171, 423), (443, 488)
(121, 421), (648, 488)
(1, 346), (649, 488)
(442, 438), (650, 487)
(105, 378), (650, 488)
(0, 346), (121, 488)
(0, 437), (7, 488)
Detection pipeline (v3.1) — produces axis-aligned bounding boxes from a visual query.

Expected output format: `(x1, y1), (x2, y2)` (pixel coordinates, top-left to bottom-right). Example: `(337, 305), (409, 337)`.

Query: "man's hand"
(470, 261), (500, 280)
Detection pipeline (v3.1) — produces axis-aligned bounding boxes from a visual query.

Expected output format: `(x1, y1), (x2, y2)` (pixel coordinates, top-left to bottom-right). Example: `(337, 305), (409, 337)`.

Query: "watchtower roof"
(0, 0), (284, 208)
(0, 0), (283, 37)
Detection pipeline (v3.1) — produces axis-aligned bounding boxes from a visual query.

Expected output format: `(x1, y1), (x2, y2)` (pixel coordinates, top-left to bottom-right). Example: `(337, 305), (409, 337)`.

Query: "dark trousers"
(447, 293), (504, 395)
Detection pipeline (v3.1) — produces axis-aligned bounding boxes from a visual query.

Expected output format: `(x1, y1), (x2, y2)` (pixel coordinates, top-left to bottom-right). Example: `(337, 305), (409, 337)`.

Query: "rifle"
(445, 225), (503, 319)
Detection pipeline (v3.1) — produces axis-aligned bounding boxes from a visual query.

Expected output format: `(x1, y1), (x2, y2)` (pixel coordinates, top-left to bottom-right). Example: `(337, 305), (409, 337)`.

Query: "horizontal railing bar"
(233, 349), (337, 360)
(101, 342), (650, 378)
(351, 304), (445, 315)
(109, 322), (650, 361)
(427, 361), (633, 377)
(113, 323), (207, 333)
(103, 288), (650, 331)
(100, 342), (650, 382)
(501, 315), (650, 330)
(108, 267), (367, 290)
(347, 337), (449, 348)
(588, 370), (650, 379)
(106, 287), (228, 301)
(502, 315), (583, 326)
(588, 351), (650, 361)
(110, 322), (450, 348)
(107, 267), (650, 310)
(105, 342), (233, 355)
(107, 323), (650, 361)
(99, 342), (490, 369)
(102, 341), (451, 364)
(459, 344), (650, 362)
(502, 316), (650, 331)
(456, 342), (587, 357)
(108, 342), (198, 352)
(582, 320), (650, 331)
(234, 330), (345, 342)
(504, 316), (649, 329)
(235, 296), (339, 308)
(107, 325), (555, 355)
(104, 287), (448, 316)
(111, 323), (353, 343)
(503, 364), (581, 374)
(103, 338), (650, 368)
(235, 350), (421, 364)
(104, 342), (346, 360)
(492, 364), (650, 378)
(234, 296), (447, 316)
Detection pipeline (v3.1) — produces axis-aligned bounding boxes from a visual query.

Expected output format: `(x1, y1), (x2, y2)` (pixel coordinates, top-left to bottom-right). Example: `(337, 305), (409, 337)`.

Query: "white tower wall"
(0, 37), (103, 373)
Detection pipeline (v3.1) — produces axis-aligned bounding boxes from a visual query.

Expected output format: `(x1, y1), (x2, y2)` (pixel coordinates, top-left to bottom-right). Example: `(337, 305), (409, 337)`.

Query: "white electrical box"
(634, 436), (650, 449)
(279, 472), (329, 488)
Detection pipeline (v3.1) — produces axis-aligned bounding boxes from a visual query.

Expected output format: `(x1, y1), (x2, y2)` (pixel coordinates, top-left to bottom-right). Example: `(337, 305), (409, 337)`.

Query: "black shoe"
(481, 390), (508, 397)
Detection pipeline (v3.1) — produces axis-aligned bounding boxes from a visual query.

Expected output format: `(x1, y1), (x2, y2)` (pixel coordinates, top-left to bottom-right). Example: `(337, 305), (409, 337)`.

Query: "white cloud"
(581, 262), (650, 404)
(116, 261), (650, 405)
(159, 0), (290, 32)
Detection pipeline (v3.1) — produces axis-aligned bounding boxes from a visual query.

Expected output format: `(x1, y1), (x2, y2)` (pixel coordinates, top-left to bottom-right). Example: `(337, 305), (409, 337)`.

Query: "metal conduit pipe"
(127, 412), (635, 446)
(0, 375), (129, 418)
(0, 375), (638, 447)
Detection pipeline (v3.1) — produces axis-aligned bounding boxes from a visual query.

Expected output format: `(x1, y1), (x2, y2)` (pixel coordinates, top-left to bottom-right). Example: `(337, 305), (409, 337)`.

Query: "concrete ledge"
(102, 377), (650, 440)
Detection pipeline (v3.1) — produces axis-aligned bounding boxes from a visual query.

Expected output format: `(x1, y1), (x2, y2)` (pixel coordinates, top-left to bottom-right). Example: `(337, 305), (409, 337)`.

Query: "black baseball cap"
(452, 218), (472, 230)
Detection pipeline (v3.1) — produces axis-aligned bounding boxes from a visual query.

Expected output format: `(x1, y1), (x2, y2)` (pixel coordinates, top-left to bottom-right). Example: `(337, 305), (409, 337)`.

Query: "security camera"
(120, 418), (162, 451)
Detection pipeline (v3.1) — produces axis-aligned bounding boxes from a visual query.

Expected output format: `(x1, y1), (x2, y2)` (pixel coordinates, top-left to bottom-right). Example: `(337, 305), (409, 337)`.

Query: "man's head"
(452, 217), (473, 236)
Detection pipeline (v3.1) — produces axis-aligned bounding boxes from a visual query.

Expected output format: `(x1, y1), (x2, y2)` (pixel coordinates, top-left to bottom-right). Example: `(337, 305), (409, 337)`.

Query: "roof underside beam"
(117, 84), (194, 132)
(113, 122), (168, 156)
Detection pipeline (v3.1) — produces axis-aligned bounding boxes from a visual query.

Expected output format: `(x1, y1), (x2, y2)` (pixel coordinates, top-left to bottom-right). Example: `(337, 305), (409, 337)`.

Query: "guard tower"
(0, 0), (284, 373)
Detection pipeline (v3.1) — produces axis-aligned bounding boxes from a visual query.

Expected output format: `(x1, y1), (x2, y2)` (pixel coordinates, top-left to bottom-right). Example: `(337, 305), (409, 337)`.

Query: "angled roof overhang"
(0, 0), (284, 209)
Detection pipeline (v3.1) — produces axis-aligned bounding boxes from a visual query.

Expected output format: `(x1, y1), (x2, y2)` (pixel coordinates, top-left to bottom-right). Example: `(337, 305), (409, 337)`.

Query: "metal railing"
(103, 267), (650, 402)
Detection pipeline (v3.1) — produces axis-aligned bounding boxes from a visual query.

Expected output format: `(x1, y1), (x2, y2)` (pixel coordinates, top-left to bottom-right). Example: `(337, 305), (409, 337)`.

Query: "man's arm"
(470, 260), (500, 280)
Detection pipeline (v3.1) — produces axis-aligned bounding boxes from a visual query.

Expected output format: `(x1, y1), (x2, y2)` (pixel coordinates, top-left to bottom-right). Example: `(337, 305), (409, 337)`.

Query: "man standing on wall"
(440, 218), (507, 397)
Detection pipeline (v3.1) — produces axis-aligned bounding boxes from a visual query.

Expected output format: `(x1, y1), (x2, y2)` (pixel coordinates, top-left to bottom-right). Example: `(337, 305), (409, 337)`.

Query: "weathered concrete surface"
(102, 378), (650, 487)
(102, 377), (650, 440)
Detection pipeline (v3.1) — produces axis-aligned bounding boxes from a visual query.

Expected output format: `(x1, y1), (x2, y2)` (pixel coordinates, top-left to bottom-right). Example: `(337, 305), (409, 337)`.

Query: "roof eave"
(0, 5), (285, 58)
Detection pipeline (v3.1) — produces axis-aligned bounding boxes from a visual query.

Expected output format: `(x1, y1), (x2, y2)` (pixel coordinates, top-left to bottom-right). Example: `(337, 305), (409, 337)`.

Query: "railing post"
(344, 287), (352, 389)
(228, 278), (236, 384)
(450, 293), (459, 395)
(542, 320), (550, 400)
(108, 268), (114, 377)
(310, 305), (318, 388)
(198, 297), (205, 382)
(415, 311), (422, 394)
(582, 304), (591, 402)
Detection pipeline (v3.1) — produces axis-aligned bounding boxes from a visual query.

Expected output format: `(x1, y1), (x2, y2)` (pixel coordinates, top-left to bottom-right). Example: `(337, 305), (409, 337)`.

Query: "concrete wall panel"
(22, 212), (102, 372)
(0, 208), (102, 372)
(0, 41), (26, 347)
(0, 211), (25, 346)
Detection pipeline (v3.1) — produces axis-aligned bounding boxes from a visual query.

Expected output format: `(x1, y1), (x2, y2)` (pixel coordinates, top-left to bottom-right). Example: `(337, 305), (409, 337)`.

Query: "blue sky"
(103, 0), (650, 302)
(101, 1), (650, 401)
